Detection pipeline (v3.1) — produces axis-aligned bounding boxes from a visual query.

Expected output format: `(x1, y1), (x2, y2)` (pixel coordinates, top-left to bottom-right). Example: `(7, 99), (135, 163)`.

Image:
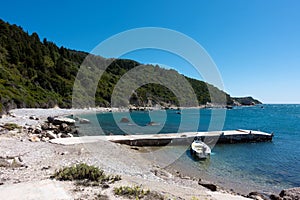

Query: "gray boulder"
(47, 116), (55, 123)
(53, 117), (75, 125)
(269, 194), (282, 200)
(41, 123), (49, 130)
(59, 123), (71, 132)
(198, 180), (217, 191)
(59, 133), (73, 138)
(247, 191), (269, 200)
(34, 129), (42, 134)
(46, 131), (57, 139)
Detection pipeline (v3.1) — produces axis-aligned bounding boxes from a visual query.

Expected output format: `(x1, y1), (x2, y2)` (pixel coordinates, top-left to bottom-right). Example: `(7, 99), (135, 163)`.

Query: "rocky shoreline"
(0, 108), (299, 200)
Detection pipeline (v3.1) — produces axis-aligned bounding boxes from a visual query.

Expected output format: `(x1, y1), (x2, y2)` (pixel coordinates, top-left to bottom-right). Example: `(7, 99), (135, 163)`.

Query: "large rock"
(59, 123), (71, 132)
(34, 129), (42, 134)
(52, 118), (75, 125)
(280, 187), (300, 200)
(29, 125), (36, 131)
(269, 194), (282, 200)
(59, 133), (73, 138)
(198, 181), (217, 191)
(48, 123), (57, 130)
(41, 123), (49, 130)
(47, 116), (55, 123)
(46, 131), (57, 139)
(247, 191), (269, 200)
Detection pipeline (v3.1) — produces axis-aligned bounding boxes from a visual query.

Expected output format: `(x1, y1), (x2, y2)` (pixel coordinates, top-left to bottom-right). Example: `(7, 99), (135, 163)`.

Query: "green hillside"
(0, 19), (256, 114)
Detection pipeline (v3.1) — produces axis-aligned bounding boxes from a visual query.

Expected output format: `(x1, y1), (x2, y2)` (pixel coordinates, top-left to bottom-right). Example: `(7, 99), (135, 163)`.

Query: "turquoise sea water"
(78, 104), (300, 194)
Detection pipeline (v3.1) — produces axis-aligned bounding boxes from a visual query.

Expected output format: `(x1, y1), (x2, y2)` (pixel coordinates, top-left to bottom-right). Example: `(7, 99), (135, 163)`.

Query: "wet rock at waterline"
(198, 180), (217, 191)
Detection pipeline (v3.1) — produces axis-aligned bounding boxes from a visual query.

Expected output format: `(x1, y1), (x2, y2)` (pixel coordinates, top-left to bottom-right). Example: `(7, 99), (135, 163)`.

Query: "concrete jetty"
(50, 129), (273, 146)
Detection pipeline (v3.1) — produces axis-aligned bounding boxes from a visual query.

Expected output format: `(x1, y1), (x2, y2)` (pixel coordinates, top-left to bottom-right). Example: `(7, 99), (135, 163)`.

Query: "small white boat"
(190, 140), (211, 159)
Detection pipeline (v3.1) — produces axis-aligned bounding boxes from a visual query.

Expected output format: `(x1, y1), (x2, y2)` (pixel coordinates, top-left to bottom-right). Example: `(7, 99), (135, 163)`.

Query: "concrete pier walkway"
(50, 129), (273, 146)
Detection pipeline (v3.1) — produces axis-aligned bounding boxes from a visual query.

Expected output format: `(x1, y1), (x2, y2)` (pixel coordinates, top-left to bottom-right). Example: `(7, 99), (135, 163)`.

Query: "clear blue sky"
(1, 0), (299, 103)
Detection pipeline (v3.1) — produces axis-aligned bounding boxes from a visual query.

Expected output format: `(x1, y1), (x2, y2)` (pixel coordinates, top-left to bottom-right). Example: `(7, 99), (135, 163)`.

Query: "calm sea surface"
(78, 104), (300, 194)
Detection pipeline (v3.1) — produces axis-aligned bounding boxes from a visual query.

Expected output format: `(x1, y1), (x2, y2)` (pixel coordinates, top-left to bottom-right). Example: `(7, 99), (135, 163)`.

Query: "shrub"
(114, 185), (149, 199)
(52, 163), (121, 184)
(114, 185), (164, 199)
(2, 123), (20, 131)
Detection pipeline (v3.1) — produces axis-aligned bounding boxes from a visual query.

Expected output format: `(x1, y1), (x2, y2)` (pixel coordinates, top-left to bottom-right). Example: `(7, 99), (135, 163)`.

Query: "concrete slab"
(0, 180), (72, 200)
(50, 130), (272, 146)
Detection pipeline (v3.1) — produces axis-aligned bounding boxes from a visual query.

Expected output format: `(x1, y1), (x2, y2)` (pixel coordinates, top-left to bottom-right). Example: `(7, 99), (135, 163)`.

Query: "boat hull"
(190, 141), (211, 159)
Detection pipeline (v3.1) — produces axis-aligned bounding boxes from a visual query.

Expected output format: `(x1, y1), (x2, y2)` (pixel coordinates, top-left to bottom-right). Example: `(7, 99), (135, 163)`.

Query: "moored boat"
(190, 138), (211, 159)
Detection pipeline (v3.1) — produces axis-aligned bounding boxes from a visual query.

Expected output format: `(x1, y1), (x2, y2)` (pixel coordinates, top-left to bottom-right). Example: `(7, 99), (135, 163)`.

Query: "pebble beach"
(0, 108), (298, 200)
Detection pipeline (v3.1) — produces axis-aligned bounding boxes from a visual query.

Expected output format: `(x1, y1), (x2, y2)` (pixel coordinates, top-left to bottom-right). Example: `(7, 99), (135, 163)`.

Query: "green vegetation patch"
(114, 185), (164, 200)
(52, 163), (121, 185)
(2, 123), (20, 131)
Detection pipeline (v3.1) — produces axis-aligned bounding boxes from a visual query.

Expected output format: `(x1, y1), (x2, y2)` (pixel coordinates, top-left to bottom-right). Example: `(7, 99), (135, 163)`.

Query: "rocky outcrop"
(232, 97), (262, 106)
(246, 187), (300, 200)
(279, 187), (300, 200)
(269, 194), (282, 200)
(247, 191), (269, 200)
(26, 117), (78, 142)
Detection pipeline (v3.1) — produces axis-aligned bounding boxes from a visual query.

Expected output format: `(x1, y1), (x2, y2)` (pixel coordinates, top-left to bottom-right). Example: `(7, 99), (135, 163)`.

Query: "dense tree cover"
(0, 19), (86, 113)
(0, 19), (252, 114)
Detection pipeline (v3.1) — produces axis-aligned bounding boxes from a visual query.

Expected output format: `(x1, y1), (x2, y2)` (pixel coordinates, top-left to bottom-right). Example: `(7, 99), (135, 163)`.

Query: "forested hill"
(0, 19), (259, 114)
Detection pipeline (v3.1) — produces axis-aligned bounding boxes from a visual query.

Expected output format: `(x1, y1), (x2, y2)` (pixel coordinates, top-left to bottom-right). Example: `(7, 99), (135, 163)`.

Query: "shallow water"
(77, 104), (300, 194)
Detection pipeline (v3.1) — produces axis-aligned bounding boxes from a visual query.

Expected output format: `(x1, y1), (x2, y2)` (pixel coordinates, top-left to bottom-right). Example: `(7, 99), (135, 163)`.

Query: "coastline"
(0, 108), (286, 199)
(0, 137), (249, 200)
